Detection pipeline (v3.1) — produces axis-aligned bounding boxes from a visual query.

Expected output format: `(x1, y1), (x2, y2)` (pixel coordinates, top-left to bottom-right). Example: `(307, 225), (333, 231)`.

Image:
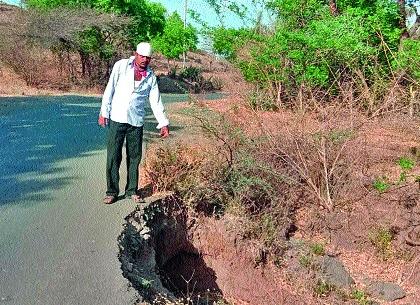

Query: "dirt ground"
(139, 92), (419, 304)
(198, 98), (420, 304)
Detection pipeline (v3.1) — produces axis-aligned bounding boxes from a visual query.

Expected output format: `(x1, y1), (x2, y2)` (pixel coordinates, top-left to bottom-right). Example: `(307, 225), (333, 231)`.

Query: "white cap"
(136, 42), (152, 57)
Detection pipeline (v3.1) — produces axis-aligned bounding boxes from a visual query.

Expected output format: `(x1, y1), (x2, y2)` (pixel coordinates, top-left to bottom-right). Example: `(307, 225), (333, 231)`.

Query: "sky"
(1, 0), (266, 29)
(3, 0), (417, 29)
(152, 0), (267, 28)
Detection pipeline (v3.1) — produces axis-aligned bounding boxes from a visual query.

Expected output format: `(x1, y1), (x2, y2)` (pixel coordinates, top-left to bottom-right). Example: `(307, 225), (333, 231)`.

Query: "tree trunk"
(408, 15), (420, 38)
(398, 0), (410, 40)
(329, 0), (339, 16)
(276, 82), (282, 108)
(79, 50), (87, 76)
(409, 85), (416, 117)
(167, 59), (171, 75)
(57, 51), (64, 76)
(67, 50), (76, 82)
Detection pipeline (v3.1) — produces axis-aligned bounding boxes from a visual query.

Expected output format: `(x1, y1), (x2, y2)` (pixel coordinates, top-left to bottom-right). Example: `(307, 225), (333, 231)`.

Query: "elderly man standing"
(98, 42), (169, 204)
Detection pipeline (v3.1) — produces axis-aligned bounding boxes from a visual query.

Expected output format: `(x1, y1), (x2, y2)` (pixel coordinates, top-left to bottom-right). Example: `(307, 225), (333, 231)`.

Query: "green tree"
(21, 0), (166, 85)
(152, 12), (198, 67)
(206, 0), (419, 113)
(210, 27), (254, 60)
(24, 0), (166, 47)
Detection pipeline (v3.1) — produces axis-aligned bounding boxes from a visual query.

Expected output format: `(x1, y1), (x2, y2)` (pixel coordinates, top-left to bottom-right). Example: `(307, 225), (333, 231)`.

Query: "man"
(98, 42), (169, 204)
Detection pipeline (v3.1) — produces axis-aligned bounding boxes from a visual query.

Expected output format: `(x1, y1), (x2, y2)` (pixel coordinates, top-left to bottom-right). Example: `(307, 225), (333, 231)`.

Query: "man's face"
(134, 52), (151, 69)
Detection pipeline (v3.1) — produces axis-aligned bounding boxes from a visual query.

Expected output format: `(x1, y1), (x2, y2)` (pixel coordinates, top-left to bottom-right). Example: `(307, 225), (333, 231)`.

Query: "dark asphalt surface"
(0, 94), (190, 305)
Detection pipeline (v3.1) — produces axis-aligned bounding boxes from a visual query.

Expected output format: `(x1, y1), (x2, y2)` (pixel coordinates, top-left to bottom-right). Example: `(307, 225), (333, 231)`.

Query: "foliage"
(310, 242), (325, 256)
(207, 0), (419, 113)
(373, 155), (418, 191)
(373, 177), (390, 193)
(0, 5), (128, 86)
(179, 66), (202, 82)
(152, 12), (198, 61)
(394, 38), (420, 81)
(314, 279), (333, 297)
(210, 27), (255, 60)
(24, 0), (166, 46)
(299, 254), (312, 268)
(351, 290), (373, 305)
(397, 156), (415, 171)
(17, 0), (166, 87)
(95, 0), (166, 46)
(369, 227), (394, 260)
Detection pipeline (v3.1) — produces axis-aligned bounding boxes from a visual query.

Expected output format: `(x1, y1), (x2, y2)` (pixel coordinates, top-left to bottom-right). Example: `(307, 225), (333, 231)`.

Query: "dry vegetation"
(142, 62), (420, 304)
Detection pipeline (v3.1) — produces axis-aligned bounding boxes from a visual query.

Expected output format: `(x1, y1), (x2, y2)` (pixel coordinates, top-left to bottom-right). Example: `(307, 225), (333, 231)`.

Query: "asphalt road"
(0, 94), (188, 305)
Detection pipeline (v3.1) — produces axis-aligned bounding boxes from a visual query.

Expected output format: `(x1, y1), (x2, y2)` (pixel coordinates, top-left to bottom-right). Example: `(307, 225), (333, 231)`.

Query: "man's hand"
(160, 126), (169, 138)
(98, 115), (109, 127)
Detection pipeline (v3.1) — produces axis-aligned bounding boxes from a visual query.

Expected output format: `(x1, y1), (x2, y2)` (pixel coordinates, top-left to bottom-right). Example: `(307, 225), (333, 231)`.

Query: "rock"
(0, 296), (13, 302)
(366, 281), (406, 301)
(318, 255), (354, 289)
(140, 227), (150, 235)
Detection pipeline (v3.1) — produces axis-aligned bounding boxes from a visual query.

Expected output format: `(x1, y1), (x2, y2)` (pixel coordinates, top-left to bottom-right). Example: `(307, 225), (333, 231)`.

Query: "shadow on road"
(0, 94), (185, 206)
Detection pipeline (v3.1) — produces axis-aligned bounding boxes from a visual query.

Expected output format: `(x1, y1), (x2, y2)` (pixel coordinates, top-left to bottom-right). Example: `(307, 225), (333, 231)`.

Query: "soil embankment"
(119, 193), (303, 305)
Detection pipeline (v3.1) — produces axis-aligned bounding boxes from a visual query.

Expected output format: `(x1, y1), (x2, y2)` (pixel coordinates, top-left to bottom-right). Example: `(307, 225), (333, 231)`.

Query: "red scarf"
(134, 63), (147, 80)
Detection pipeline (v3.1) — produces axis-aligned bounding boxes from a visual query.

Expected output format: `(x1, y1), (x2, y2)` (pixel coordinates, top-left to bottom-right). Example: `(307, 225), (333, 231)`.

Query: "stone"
(0, 296), (13, 302)
(366, 281), (406, 301)
(140, 227), (150, 235)
(126, 262), (133, 272)
(318, 255), (354, 289)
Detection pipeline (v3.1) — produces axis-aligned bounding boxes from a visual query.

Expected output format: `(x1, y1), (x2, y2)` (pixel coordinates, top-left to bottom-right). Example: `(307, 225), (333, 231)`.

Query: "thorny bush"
(210, 0), (420, 115)
(144, 106), (359, 257)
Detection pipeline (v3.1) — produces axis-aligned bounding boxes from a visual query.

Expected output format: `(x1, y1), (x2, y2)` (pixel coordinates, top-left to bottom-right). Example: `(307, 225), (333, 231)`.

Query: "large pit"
(118, 194), (299, 305)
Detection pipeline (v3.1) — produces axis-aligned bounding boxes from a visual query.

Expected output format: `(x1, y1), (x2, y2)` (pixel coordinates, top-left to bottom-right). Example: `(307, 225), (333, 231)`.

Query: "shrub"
(177, 66), (223, 92)
(351, 290), (373, 305)
(144, 107), (297, 254)
(373, 177), (390, 193)
(369, 227), (394, 260)
(210, 0), (419, 114)
(144, 106), (357, 260)
(393, 39), (420, 81)
(143, 142), (229, 215)
(314, 279), (333, 297)
(0, 6), (132, 88)
(299, 254), (312, 268)
(0, 43), (48, 87)
(310, 243), (325, 256)
(397, 156), (415, 171)
(208, 76), (223, 91)
(179, 66), (202, 82)
(247, 89), (279, 111)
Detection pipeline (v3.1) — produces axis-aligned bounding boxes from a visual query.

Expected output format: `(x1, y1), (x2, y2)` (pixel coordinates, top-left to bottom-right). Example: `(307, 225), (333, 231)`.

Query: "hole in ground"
(119, 195), (228, 304)
(160, 251), (221, 297)
(152, 213), (225, 303)
(119, 196), (298, 305)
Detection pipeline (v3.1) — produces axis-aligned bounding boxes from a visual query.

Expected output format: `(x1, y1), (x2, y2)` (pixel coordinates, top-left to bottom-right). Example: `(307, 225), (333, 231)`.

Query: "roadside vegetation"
(1, 0), (419, 304)
(0, 0), (198, 89)
(143, 0), (419, 303)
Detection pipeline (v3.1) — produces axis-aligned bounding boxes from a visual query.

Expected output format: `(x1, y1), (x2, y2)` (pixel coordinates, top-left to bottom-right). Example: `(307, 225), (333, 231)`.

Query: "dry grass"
(144, 95), (420, 304)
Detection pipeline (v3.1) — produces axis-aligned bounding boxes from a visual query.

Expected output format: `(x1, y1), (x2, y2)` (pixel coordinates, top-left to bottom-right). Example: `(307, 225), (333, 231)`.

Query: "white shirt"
(100, 56), (169, 129)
